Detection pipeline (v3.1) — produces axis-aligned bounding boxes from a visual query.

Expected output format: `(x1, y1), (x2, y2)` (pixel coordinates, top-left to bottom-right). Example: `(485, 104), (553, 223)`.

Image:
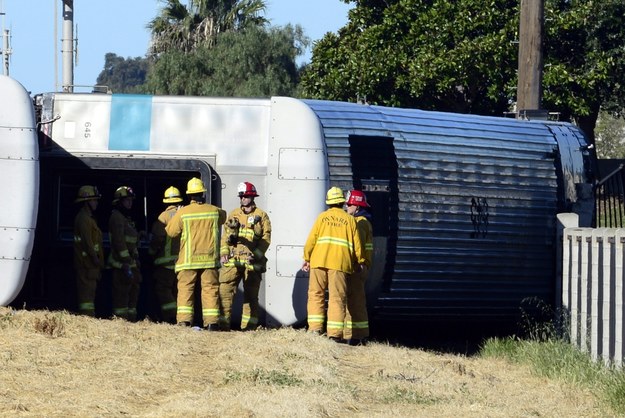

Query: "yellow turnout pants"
(344, 266), (369, 340)
(307, 268), (348, 338)
(219, 265), (262, 330)
(176, 268), (220, 327)
(75, 267), (101, 317)
(153, 266), (177, 324)
(112, 267), (141, 321)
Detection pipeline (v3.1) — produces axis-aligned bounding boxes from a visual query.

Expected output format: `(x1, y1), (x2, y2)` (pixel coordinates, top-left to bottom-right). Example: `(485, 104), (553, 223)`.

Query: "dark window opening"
(348, 135), (399, 293)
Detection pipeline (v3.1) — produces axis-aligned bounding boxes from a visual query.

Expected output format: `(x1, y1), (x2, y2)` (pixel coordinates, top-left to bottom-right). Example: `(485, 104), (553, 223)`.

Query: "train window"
(349, 135), (399, 292)
(348, 135), (399, 237)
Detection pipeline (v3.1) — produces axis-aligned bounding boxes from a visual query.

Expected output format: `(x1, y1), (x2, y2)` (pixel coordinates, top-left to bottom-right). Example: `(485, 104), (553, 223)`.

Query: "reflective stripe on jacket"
(166, 201), (226, 272)
(220, 205), (271, 262)
(73, 205), (103, 270)
(303, 207), (365, 274)
(108, 208), (139, 269)
(149, 205), (181, 268)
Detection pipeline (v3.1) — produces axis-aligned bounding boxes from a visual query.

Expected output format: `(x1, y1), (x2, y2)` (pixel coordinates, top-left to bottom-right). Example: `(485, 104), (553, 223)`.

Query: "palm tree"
(148, 0), (268, 56)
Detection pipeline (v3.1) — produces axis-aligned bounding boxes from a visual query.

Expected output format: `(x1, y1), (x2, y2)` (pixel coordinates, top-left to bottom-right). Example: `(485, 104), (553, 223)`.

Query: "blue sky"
(0, 0), (352, 94)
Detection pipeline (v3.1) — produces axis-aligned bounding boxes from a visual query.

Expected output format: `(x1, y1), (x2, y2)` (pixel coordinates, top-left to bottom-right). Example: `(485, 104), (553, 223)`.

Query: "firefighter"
(108, 186), (142, 321)
(218, 182), (272, 331)
(73, 185), (104, 317)
(148, 186), (183, 324)
(344, 190), (374, 346)
(302, 186), (365, 342)
(165, 177), (226, 330)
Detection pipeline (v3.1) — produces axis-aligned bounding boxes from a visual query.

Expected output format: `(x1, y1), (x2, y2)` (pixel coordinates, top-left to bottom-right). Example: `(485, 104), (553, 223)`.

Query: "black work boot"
(347, 338), (368, 346)
(329, 336), (346, 344)
(204, 323), (220, 331)
(177, 321), (191, 327)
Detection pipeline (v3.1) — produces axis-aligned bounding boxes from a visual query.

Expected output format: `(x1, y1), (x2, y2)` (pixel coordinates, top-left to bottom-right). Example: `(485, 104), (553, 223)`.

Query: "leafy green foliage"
(95, 53), (149, 93)
(141, 0), (305, 97)
(542, 0), (625, 143)
(144, 25), (307, 97)
(595, 111), (625, 159)
(148, 0), (268, 55)
(303, 0), (625, 144)
(142, 49), (206, 95)
(301, 0), (519, 115)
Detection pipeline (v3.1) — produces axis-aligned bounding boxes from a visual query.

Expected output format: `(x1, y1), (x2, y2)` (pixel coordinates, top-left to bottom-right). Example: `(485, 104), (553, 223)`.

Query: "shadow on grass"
(369, 318), (520, 356)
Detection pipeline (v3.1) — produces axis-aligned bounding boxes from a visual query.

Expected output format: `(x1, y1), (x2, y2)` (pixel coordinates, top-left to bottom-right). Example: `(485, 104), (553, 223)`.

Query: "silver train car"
(0, 75), (39, 306)
(10, 91), (595, 327)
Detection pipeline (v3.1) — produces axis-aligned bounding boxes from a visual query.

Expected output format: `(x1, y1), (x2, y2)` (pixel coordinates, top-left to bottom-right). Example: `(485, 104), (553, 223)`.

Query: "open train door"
(348, 135), (399, 312)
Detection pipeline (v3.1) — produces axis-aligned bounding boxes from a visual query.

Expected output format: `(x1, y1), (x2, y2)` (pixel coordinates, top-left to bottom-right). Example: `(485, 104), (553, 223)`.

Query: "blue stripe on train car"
(109, 94), (152, 151)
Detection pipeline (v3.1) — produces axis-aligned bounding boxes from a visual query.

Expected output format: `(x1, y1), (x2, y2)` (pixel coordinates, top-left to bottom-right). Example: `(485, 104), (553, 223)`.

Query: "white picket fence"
(560, 215), (625, 367)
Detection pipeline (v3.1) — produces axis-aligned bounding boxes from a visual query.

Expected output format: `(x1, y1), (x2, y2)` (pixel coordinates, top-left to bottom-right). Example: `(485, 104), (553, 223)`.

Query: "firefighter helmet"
(237, 181), (258, 198)
(113, 186), (135, 204)
(75, 185), (101, 203)
(346, 190), (370, 207)
(186, 177), (206, 194)
(325, 186), (346, 205)
(163, 186), (183, 203)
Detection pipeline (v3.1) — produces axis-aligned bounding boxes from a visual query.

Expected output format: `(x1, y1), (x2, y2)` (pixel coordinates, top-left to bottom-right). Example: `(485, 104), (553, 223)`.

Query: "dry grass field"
(0, 307), (612, 417)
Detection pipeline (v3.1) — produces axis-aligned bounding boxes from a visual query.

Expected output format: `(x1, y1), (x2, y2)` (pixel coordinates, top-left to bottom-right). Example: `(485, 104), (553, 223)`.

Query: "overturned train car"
(0, 75), (39, 306)
(12, 92), (595, 327)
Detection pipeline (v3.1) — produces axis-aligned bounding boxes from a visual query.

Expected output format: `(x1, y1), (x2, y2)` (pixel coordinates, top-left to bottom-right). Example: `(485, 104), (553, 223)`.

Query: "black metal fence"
(595, 159), (625, 228)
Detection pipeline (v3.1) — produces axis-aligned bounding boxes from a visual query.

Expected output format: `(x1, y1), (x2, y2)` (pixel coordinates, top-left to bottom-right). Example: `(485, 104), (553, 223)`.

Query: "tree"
(542, 0), (625, 144)
(302, 0), (625, 144)
(595, 111), (625, 159)
(95, 53), (149, 93)
(148, 0), (268, 56)
(301, 0), (519, 115)
(144, 25), (308, 97)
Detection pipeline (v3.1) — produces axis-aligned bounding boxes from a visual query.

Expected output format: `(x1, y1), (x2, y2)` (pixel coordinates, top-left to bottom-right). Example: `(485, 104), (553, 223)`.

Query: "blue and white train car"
(10, 91), (595, 327)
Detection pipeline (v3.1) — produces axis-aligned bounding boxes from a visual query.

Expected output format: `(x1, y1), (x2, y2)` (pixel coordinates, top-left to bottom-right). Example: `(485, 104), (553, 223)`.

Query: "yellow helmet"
(186, 177), (207, 194)
(75, 185), (101, 203)
(325, 186), (346, 205)
(163, 186), (183, 203)
(113, 186), (135, 204)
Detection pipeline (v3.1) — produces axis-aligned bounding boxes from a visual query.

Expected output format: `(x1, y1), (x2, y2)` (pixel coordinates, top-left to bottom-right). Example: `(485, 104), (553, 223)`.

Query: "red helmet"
(237, 182), (259, 197)
(346, 190), (370, 207)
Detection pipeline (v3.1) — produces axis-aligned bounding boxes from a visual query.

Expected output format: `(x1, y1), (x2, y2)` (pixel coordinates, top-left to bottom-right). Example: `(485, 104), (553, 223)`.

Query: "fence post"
(558, 214), (578, 316)
(570, 229), (582, 347)
(602, 229), (617, 366)
(590, 229), (602, 362)
(615, 229), (625, 367)
(580, 229), (592, 352)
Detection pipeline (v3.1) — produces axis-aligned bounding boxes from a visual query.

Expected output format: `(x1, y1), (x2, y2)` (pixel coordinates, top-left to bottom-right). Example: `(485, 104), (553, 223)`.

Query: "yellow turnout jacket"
(220, 205), (272, 263)
(149, 205), (181, 269)
(166, 201), (226, 272)
(303, 207), (365, 274)
(73, 205), (104, 270)
(355, 215), (374, 268)
(108, 208), (140, 269)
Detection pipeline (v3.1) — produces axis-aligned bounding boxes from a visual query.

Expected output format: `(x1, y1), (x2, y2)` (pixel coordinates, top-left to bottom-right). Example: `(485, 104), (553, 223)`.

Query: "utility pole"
(0, 0), (11, 76)
(61, 0), (74, 92)
(2, 28), (9, 76)
(516, 0), (544, 118)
